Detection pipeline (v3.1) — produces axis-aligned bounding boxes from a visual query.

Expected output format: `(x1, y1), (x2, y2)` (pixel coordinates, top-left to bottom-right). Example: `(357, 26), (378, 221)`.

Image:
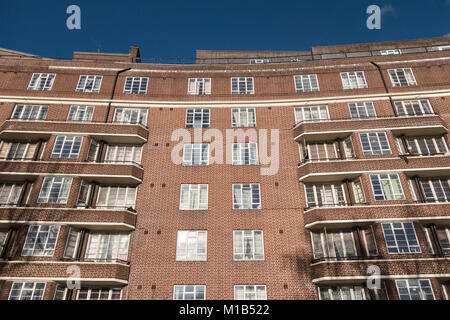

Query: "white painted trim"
(0, 172), (142, 183)
(0, 220), (136, 230)
(0, 261), (131, 266)
(0, 277), (128, 284)
(1, 88), (450, 108)
(312, 274), (450, 283)
(311, 257), (449, 266)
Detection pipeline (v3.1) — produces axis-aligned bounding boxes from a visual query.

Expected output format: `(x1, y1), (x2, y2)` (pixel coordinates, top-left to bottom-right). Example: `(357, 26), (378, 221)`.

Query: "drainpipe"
(370, 62), (398, 117)
(414, 176), (426, 203)
(105, 68), (132, 123)
(429, 224), (444, 257)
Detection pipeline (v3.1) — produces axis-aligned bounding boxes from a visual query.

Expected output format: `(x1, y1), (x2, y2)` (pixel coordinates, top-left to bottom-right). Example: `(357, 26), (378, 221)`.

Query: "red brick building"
(0, 37), (449, 300)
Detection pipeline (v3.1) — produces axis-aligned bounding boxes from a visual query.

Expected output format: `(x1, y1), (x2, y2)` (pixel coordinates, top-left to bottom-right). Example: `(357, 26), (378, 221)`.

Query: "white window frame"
(318, 285), (367, 300)
(187, 78), (211, 95)
(233, 230), (264, 261)
(105, 145), (143, 165)
(76, 288), (122, 300)
(85, 233), (130, 262)
(113, 108), (148, 126)
(311, 230), (357, 260)
(0, 142), (37, 161)
(21, 225), (60, 257)
(76, 75), (103, 93)
(348, 102), (377, 119)
(294, 74), (320, 92)
(67, 106), (94, 122)
(340, 72), (368, 90)
(51, 136), (83, 159)
(231, 108), (256, 127)
(380, 49), (401, 56)
(305, 184), (347, 208)
(0, 183), (23, 206)
(37, 177), (73, 204)
(294, 106), (330, 124)
(27, 73), (56, 91)
(183, 144), (209, 166)
(370, 174), (405, 201)
(394, 100), (434, 117)
(388, 68), (417, 87)
(234, 285), (267, 300)
(395, 279), (435, 300)
(173, 285), (206, 300)
(176, 230), (207, 261)
(96, 186), (137, 209)
(359, 132), (392, 155)
(185, 108), (210, 128)
(123, 76), (148, 94)
(231, 77), (254, 95)
(63, 228), (82, 259)
(382, 222), (421, 254)
(8, 282), (46, 300)
(11, 105), (48, 121)
(419, 178), (450, 203)
(232, 183), (261, 209)
(179, 184), (208, 210)
(232, 143), (259, 165)
(405, 136), (448, 156)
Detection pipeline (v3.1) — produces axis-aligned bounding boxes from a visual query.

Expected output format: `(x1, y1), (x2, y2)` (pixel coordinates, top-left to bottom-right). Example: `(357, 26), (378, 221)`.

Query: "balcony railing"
(312, 255), (381, 264)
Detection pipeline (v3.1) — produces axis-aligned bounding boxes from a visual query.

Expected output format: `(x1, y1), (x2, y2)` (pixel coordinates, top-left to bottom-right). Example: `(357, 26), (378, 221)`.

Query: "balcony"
(311, 256), (450, 283)
(0, 207), (137, 231)
(293, 115), (447, 142)
(298, 155), (450, 182)
(304, 203), (450, 228)
(0, 160), (143, 184)
(0, 260), (130, 285)
(0, 120), (149, 144)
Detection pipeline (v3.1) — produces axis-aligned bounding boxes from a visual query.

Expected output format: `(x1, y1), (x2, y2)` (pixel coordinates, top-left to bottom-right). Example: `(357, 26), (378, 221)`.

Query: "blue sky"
(0, 0), (449, 60)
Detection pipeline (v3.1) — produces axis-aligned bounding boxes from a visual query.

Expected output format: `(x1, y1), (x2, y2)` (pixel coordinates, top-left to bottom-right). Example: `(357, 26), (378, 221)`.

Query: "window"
(0, 183), (23, 206)
(359, 132), (391, 155)
(294, 106), (329, 124)
(318, 285), (366, 300)
(179, 184), (208, 210)
(54, 284), (69, 300)
(8, 282), (46, 300)
(348, 102), (376, 119)
(370, 174), (405, 201)
(419, 179), (450, 203)
(305, 184), (346, 208)
(76, 75), (102, 93)
(250, 59), (269, 64)
(382, 222), (421, 254)
(173, 285), (206, 300)
(231, 108), (256, 127)
(405, 137), (447, 155)
(0, 142), (37, 160)
(301, 137), (355, 162)
(51, 136), (83, 159)
(352, 178), (366, 204)
(85, 233), (130, 262)
(294, 74), (319, 92)
(311, 230), (357, 260)
(231, 77), (254, 95)
(105, 145), (143, 165)
(233, 230), (264, 261)
(436, 227), (450, 255)
(176, 231), (207, 261)
(311, 227), (377, 260)
(394, 100), (434, 116)
(396, 279), (435, 300)
(123, 77), (148, 94)
(76, 180), (94, 208)
(113, 108), (148, 125)
(0, 230), (9, 254)
(67, 106), (94, 122)
(188, 78), (211, 95)
(185, 108), (210, 128)
(388, 68), (417, 87)
(63, 228), (82, 259)
(27, 73), (55, 91)
(37, 177), (73, 204)
(341, 72), (368, 90)
(183, 144), (209, 166)
(21, 225), (60, 256)
(76, 288), (122, 300)
(233, 184), (261, 209)
(380, 49), (401, 55)
(232, 143), (258, 165)
(234, 285), (267, 300)
(96, 186), (137, 209)
(11, 105), (48, 121)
